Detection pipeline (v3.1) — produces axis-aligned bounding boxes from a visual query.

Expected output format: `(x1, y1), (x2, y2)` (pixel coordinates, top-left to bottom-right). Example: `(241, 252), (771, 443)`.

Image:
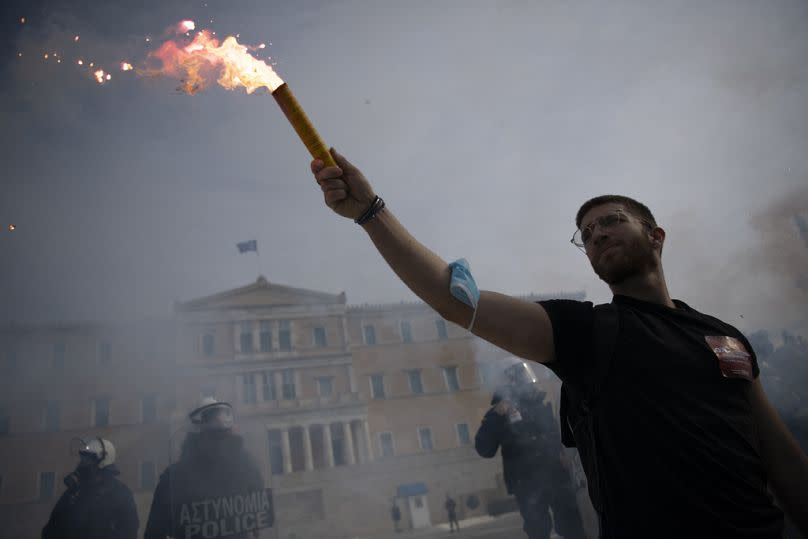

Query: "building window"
(141, 461), (156, 490)
(407, 370), (424, 394)
(52, 342), (65, 371)
(98, 341), (112, 365)
(436, 319), (448, 340)
(202, 333), (215, 357)
(400, 321), (413, 343)
(242, 374), (257, 404)
(418, 427), (434, 451)
(268, 430), (284, 475)
(281, 369), (296, 400)
(39, 471), (55, 501)
(456, 423), (471, 446)
(370, 374), (385, 399)
(262, 372), (276, 401)
(379, 432), (395, 458)
(240, 321), (254, 353)
(0, 409), (9, 436)
(363, 325), (377, 345)
(94, 398), (110, 427)
(317, 377), (333, 397)
(142, 396), (157, 424)
(443, 366), (460, 392)
(44, 401), (60, 432)
(279, 321), (292, 351)
(259, 321), (272, 352)
(313, 327), (327, 348)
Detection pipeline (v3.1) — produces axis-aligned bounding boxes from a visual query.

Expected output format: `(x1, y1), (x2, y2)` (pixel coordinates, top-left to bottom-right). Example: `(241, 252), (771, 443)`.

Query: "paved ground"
(363, 512), (531, 539)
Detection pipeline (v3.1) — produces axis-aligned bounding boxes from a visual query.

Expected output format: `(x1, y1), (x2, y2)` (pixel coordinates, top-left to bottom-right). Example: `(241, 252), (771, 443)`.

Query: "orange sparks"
(8, 224), (16, 232)
(44, 53), (49, 59)
(74, 35), (80, 42)
(94, 70), (106, 83)
(77, 59), (83, 65)
(121, 62), (133, 71)
(105, 73), (112, 81)
(148, 29), (284, 95)
(258, 43), (266, 49)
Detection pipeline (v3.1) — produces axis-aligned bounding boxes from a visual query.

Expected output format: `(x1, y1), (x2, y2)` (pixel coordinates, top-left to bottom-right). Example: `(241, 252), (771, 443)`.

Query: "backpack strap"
(558, 302), (619, 514)
(560, 302), (619, 447)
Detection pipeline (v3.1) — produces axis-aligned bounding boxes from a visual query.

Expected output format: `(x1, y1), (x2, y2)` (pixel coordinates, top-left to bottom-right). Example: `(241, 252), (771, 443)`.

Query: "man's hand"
(494, 400), (512, 416)
(311, 149), (376, 220)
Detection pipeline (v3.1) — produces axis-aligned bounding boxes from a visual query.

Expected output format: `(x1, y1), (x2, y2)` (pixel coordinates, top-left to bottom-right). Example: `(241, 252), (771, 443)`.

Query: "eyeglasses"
(570, 209), (629, 252)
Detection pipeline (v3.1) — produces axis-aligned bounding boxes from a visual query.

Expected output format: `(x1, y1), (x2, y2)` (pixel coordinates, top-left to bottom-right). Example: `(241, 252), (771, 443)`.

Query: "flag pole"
(256, 242), (263, 278)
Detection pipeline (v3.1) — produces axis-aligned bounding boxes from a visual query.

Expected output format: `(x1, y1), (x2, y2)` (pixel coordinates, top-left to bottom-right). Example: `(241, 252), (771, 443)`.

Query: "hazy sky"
(1, 0), (807, 335)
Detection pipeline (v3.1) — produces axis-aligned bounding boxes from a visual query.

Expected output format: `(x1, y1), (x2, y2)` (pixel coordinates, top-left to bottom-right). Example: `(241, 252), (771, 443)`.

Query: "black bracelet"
(355, 196), (386, 225)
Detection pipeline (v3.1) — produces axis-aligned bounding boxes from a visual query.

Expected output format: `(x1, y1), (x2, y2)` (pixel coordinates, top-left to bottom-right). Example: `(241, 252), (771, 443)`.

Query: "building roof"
(174, 275), (347, 312)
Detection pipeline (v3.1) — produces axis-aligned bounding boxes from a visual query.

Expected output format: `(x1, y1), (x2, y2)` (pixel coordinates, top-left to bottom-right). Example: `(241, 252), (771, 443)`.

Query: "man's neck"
(609, 269), (675, 308)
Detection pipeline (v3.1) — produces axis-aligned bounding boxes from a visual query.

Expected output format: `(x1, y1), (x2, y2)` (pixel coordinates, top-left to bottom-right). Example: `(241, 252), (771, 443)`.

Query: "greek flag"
(237, 240), (258, 254)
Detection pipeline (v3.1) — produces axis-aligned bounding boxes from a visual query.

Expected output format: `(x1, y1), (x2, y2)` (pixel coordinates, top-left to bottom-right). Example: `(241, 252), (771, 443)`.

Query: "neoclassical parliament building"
(0, 276), (585, 538)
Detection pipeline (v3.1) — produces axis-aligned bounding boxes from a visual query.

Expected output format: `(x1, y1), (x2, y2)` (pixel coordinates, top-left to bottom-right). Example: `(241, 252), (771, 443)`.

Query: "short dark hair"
(575, 195), (658, 229)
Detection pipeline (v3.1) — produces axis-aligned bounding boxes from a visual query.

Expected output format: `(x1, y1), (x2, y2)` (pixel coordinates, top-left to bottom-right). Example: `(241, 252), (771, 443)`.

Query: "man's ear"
(651, 226), (666, 250)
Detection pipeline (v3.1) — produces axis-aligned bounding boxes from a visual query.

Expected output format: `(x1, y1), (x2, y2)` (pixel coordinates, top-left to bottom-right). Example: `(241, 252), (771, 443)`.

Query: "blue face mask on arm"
(448, 258), (480, 330)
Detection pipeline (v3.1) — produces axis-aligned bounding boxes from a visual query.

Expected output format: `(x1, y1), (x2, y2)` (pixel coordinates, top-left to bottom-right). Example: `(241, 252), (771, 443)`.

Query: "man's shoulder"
(674, 300), (745, 335)
(537, 298), (596, 321)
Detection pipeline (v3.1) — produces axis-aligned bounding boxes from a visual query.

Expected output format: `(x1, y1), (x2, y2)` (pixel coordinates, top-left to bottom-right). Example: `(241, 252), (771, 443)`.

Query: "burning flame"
(148, 29), (284, 95)
(178, 20), (196, 33)
(8, 224), (16, 232)
(94, 70), (106, 84)
(121, 62), (133, 71)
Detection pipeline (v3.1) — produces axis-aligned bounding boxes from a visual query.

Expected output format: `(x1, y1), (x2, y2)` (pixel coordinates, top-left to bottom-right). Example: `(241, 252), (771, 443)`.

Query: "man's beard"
(591, 235), (656, 286)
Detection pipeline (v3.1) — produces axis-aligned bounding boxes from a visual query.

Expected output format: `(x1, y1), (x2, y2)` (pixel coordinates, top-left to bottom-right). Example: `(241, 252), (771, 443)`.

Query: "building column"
(323, 424), (335, 468)
(252, 321), (261, 353)
(302, 425), (314, 471)
(363, 420), (374, 462)
(281, 428), (292, 474)
(347, 364), (357, 394)
(342, 421), (356, 465)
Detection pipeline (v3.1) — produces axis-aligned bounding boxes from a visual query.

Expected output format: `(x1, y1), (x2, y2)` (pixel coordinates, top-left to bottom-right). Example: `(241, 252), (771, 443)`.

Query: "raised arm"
(312, 150), (555, 365)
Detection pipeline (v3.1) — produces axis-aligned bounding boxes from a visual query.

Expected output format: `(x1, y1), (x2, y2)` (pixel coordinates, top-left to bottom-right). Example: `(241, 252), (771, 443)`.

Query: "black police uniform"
(144, 431), (266, 539)
(41, 464), (139, 539)
(540, 295), (784, 538)
(475, 387), (585, 539)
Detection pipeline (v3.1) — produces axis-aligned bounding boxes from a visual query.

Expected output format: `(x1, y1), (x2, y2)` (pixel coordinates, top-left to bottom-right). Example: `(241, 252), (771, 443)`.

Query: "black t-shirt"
(540, 295), (784, 538)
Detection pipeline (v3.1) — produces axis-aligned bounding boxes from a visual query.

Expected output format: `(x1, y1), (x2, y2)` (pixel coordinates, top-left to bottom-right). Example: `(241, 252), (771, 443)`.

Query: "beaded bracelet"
(355, 196), (386, 225)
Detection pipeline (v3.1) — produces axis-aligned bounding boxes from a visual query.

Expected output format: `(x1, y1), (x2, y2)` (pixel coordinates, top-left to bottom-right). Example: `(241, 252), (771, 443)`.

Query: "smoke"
(794, 214), (808, 249)
(748, 186), (808, 319)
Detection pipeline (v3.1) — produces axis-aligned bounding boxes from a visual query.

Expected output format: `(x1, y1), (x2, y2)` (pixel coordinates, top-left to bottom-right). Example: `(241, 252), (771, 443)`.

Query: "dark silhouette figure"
(476, 361), (585, 539)
(42, 438), (138, 539)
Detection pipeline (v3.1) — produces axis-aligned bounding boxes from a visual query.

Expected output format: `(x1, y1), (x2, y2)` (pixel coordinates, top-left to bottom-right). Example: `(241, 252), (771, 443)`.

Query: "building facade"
(0, 276), (586, 538)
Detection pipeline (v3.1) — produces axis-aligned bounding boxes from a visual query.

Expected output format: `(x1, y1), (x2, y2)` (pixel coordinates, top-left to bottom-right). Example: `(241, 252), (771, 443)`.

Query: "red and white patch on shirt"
(705, 336), (754, 380)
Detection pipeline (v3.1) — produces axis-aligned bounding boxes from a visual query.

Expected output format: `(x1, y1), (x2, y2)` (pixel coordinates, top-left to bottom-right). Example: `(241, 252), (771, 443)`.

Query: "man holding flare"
(310, 149), (808, 538)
